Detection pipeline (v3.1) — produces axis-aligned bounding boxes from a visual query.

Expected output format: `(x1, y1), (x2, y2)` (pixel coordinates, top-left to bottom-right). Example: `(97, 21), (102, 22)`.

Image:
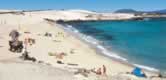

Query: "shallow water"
(67, 18), (166, 72)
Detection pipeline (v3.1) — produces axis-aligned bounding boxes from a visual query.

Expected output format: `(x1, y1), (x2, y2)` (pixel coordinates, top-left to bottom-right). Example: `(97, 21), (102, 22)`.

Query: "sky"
(0, 0), (166, 12)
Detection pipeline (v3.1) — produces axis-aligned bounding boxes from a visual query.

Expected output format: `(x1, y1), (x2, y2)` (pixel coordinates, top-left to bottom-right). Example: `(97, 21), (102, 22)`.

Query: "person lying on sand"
(48, 52), (67, 59)
(74, 65), (107, 77)
(44, 32), (52, 37)
(91, 65), (107, 76)
(74, 68), (91, 77)
(150, 73), (166, 79)
(57, 32), (65, 38)
(70, 49), (76, 54)
(55, 52), (66, 59)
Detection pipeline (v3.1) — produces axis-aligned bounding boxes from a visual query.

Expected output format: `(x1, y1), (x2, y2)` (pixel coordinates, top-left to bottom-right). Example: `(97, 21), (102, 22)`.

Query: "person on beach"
(24, 38), (28, 50)
(9, 30), (23, 52)
(96, 68), (102, 75)
(150, 73), (166, 79)
(55, 52), (66, 59)
(9, 29), (20, 41)
(102, 65), (107, 75)
(91, 65), (107, 76)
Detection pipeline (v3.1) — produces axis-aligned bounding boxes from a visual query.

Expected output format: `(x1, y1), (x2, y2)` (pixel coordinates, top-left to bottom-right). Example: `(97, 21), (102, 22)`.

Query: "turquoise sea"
(64, 18), (166, 73)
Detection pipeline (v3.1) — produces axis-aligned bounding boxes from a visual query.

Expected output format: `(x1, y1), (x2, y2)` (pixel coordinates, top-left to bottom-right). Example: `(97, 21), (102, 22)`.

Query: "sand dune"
(0, 59), (74, 80)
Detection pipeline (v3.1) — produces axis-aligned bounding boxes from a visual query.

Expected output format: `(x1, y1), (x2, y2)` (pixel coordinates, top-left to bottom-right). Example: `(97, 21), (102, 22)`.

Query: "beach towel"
(132, 67), (146, 77)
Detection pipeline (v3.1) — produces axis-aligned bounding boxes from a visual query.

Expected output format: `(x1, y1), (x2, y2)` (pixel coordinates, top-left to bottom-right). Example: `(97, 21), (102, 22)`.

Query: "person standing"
(9, 29), (20, 42)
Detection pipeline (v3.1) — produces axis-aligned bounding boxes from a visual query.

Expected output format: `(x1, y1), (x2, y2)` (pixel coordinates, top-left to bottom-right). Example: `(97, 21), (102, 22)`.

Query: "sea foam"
(63, 21), (166, 73)
(65, 24), (128, 62)
(134, 64), (159, 72)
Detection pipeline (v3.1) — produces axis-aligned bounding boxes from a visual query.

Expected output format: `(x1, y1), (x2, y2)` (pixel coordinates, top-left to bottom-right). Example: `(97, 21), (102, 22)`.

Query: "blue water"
(67, 18), (166, 72)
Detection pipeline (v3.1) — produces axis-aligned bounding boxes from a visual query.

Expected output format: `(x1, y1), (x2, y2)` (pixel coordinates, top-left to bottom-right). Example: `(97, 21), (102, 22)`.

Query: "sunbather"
(91, 65), (107, 76)
(96, 68), (102, 75)
(150, 73), (166, 79)
(44, 32), (52, 37)
(74, 68), (90, 77)
(55, 52), (66, 59)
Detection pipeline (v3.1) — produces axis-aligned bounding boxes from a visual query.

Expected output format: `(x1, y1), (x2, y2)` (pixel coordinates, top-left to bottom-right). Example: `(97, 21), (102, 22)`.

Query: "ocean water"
(65, 18), (166, 73)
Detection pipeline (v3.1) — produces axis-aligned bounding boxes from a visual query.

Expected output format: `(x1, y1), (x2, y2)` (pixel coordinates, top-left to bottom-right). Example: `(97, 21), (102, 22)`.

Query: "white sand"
(0, 10), (164, 80)
(0, 59), (74, 80)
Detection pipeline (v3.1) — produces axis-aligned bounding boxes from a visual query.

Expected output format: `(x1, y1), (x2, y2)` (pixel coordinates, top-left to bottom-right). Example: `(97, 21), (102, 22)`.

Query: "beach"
(0, 10), (164, 80)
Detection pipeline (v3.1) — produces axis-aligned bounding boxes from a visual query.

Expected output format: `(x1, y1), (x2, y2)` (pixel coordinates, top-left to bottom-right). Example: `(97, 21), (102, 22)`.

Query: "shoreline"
(59, 19), (166, 74)
(0, 9), (164, 80)
(55, 22), (160, 74)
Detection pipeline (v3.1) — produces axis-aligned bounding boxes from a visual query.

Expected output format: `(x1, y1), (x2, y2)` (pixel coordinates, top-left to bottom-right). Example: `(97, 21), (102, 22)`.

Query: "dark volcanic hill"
(115, 9), (166, 14)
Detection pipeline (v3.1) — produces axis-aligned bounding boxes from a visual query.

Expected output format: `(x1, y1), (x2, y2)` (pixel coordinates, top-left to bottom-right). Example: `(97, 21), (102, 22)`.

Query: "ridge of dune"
(0, 59), (74, 80)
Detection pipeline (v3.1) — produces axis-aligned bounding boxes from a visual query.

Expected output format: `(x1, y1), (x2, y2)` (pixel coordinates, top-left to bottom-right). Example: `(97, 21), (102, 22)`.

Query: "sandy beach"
(0, 10), (164, 80)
